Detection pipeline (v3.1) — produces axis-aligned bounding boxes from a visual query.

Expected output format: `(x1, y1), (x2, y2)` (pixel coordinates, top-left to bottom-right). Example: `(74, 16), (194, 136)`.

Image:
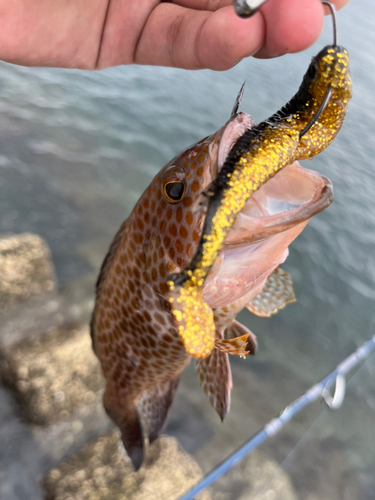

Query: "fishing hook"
(299, 1), (337, 139)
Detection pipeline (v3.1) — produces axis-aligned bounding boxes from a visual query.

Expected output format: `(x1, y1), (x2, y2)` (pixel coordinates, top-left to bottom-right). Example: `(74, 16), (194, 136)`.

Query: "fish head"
(140, 113), (333, 309)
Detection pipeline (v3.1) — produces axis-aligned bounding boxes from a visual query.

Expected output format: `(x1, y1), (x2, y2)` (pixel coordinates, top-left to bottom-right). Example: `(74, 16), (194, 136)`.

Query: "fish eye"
(164, 181), (186, 203)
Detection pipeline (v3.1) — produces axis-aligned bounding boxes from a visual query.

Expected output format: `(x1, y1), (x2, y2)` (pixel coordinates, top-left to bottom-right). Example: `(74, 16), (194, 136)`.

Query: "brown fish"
(91, 108), (334, 469)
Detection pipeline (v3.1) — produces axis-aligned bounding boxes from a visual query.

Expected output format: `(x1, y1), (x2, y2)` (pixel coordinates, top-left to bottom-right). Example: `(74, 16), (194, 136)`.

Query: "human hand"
(0, 0), (349, 70)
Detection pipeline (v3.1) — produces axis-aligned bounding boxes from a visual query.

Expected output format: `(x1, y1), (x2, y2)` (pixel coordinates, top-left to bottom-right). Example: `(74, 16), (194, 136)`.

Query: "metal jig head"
(233, 0), (269, 18)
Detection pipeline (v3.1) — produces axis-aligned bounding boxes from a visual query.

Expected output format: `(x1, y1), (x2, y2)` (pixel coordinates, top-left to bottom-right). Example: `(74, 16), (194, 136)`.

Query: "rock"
(43, 432), (211, 500)
(0, 324), (104, 425)
(0, 233), (56, 310)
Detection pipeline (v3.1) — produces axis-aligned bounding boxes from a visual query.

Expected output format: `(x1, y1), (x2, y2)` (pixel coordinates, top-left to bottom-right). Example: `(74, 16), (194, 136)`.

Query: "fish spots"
(186, 212), (193, 225)
(175, 240), (183, 254)
(177, 257), (185, 268)
(164, 236), (171, 248)
(191, 162), (197, 169)
(166, 261), (174, 272)
(161, 200), (167, 210)
(159, 220), (166, 232)
(191, 180), (200, 192)
(179, 226), (188, 239)
(144, 212), (150, 224)
(183, 197), (193, 208)
(193, 230), (199, 242)
(159, 282), (169, 294)
(137, 219), (144, 231)
(166, 207), (172, 220)
(151, 268), (158, 281)
(169, 224), (177, 237)
(142, 198), (149, 209)
(133, 268), (140, 280)
(169, 247), (175, 259)
(197, 167), (204, 177)
(197, 154), (205, 162)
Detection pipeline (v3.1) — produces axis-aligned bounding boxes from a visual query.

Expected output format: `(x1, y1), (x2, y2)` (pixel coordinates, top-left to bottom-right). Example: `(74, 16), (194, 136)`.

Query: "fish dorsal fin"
(195, 347), (232, 420)
(246, 267), (295, 317)
(222, 319), (257, 355)
(230, 81), (246, 116)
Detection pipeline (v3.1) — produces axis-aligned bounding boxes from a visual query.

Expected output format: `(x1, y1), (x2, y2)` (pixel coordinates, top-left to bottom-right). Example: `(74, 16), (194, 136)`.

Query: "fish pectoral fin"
(139, 377), (179, 444)
(223, 319), (257, 355)
(246, 267), (296, 318)
(195, 348), (232, 420)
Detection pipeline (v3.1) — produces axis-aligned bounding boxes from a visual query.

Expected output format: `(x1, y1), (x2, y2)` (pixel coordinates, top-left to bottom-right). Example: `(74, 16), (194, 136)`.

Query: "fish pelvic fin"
(195, 346), (232, 420)
(103, 389), (144, 471)
(246, 267), (296, 318)
(222, 320), (258, 356)
(139, 377), (180, 444)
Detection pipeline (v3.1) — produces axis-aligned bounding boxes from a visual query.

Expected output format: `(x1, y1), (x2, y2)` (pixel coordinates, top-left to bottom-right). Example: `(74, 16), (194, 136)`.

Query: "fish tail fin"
(139, 377), (180, 444)
(103, 388), (144, 471)
(195, 348), (232, 420)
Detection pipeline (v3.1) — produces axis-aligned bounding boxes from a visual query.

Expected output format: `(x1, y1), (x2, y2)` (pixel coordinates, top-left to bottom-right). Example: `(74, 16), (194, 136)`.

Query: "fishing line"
(178, 334), (375, 500)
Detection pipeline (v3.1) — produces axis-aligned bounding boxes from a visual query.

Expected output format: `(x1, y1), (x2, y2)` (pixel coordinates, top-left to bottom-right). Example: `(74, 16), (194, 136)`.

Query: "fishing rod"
(178, 334), (375, 500)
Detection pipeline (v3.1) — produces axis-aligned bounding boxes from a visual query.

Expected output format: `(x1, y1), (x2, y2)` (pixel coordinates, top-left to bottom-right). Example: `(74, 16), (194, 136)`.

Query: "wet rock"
(0, 324), (103, 425)
(0, 233), (56, 310)
(43, 432), (211, 500)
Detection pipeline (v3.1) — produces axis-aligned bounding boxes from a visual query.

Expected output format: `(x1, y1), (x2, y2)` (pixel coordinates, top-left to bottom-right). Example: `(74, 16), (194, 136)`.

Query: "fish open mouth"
(225, 161), (333, 247)
(203, 113), (334, 309)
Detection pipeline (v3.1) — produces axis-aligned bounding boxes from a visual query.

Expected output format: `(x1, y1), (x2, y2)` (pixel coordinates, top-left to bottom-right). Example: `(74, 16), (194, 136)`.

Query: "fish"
(91, 46), (351, 470)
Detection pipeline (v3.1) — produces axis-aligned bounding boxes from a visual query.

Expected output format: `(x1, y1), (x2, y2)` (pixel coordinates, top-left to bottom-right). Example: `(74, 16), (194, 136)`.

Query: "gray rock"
(0, 233), (56, 310)
(0, 324), (104, 425)
(43, 432), (211, 500)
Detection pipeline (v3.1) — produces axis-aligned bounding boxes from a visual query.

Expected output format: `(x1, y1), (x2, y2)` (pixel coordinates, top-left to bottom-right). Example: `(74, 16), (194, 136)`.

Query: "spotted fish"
(91, 50), (351, 471)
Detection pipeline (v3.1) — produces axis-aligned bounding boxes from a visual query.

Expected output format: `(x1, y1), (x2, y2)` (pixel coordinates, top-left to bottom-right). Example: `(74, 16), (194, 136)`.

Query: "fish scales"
(92, 45), (351, 470)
